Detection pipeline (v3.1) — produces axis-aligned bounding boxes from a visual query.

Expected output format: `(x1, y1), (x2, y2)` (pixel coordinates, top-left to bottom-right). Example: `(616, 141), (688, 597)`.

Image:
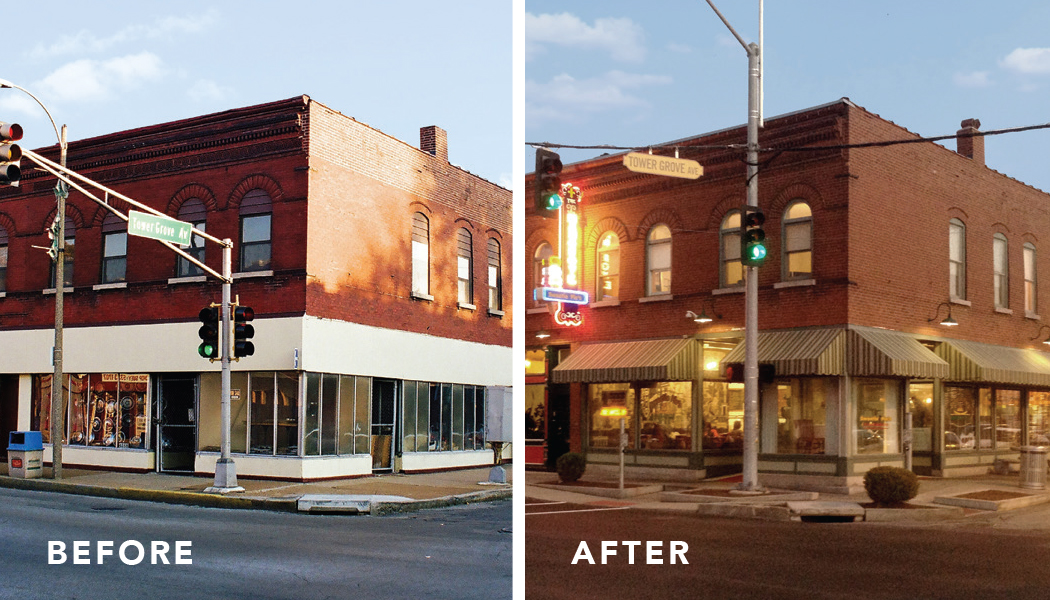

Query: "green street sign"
(128, 210), (193, 245)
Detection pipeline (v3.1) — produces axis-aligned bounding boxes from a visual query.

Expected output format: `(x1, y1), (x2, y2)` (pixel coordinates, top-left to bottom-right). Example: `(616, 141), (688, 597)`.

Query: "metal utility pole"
(206, 243), (241, 493)
(52, 125), (67, 479)
(706, 0), (764, 492)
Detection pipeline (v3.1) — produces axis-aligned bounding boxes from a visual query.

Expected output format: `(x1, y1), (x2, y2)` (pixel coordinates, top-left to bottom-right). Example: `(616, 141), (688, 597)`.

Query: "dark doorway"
(371, 379), (396, 472)
(157, 376), (197, 473)
(0, 376), (18, 460)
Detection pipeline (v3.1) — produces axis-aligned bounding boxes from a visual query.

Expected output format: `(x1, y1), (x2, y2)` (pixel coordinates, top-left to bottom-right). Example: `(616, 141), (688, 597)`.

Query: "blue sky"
(1, 1), (512, 188)
(525, 1), (1050, 193)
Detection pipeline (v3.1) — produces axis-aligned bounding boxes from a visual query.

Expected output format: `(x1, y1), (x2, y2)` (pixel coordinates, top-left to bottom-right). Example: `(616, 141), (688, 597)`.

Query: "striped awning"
(722, 329), (845, 376)
(551, 338), (699, 384)
(848, 329), (949, 379)
(935, 338), (1050, 386)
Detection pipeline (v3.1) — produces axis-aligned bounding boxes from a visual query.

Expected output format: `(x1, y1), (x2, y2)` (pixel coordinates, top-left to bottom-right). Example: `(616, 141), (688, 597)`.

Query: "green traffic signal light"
(197, 306), (220, 360)
(534, 148), (562, 219)
(740, 206), (767, 267)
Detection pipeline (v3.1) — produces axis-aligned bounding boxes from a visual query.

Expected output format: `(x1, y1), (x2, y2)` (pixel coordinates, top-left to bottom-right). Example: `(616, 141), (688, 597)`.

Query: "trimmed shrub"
(556, 452), (587, 483)
(863, 466), (920, 506)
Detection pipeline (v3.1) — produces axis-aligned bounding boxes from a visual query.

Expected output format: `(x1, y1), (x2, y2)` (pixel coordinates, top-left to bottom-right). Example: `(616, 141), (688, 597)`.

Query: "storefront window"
(639, 382), (692, 450)
(1029, 391), (1050, 445)
(907, 383), (934, 452)
(252, 372), (277, 455)
(230, 372), (248, 454)
(995, 390), (1020, 449)
(854, 379), (899, 455)
(702, 381), (744, 450)
(589, 383), (635, 449)
(32, 373), (149, 449)
(526, 384), (546, 441)
(773, 378), (831, 455)
(944, 386), (976, 451)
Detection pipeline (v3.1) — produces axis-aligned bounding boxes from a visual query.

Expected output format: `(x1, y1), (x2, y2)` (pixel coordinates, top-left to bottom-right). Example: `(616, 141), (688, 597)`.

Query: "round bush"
(556, 452), (587, 483)
(863, 466), (919, 506)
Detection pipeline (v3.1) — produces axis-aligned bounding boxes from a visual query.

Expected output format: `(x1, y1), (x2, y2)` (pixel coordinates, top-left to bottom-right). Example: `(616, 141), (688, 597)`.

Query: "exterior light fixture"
(536, 330), (551, 339)
(687, 298), (720, 324)
(927, 302), (958, 327)
(1030, 325), (1050, 345)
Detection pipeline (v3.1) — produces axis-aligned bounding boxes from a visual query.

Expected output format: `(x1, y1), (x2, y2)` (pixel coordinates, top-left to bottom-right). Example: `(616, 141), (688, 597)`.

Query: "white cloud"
(1000, 47), (1050, 74)
(666, 42), (693, 54)
(28, 9), (220, 59)
(526, 70), (672, 123)
(187, 79), (233, 102)
(36, 52), (165, 103)
(954, 71), (991, 88)
(525, 12), (646, 63)
(0, 93), (44, 118)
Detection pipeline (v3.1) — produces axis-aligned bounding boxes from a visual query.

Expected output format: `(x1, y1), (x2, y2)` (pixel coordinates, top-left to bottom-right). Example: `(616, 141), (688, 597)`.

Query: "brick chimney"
(420, 126), (448, 163)
(956, 118), (984, 165)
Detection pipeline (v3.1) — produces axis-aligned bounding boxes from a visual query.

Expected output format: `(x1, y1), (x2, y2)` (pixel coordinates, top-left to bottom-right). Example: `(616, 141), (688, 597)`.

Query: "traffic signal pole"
(707, 0), (764, 492)
(206, 242), (242, 493)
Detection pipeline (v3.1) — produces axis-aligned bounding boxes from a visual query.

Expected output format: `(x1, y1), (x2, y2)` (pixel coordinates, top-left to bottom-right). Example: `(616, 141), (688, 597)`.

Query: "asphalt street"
(0, 488), (511, 600)
(526, 497), (1050, 600)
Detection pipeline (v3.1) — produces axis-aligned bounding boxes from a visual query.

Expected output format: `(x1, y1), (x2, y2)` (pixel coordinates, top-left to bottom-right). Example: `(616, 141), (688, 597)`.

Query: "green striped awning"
(935, 338), (1050, 386)
(722, 329), (846, 376)
(551, 338), (699, 384)
(848, 329), (949, 379)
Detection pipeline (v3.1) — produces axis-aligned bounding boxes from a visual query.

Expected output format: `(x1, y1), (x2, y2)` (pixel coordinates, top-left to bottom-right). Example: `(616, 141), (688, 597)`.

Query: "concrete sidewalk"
(524, 470), (1050, 527)
(0, 463), (512, 515)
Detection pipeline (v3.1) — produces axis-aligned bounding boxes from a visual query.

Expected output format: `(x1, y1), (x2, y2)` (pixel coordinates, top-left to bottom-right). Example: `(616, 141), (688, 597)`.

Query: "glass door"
(157, 376), (197, 473)
(371, 379), (396, 471)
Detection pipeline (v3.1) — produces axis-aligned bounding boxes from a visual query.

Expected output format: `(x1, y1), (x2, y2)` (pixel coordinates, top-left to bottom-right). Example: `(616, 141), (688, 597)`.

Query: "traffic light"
(534, 148), (562, 218)
(740, 206), (767, 267)
(46, 218), (61, 261)
(197, 306), (220, 359)
(232, 305), (255, 358)
(0, 122), (22, 187)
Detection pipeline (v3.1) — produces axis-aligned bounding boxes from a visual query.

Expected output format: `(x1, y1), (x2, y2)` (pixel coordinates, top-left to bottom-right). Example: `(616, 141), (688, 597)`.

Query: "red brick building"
(526, 99), (1050, 492)
(0, 96), (511, 479)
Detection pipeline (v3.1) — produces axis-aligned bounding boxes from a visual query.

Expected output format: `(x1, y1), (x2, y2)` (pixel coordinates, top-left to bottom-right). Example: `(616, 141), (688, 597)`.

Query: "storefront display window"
(589, 383), (634, 449)
(32, 373), (149, 449)
(769, 378), (831, 455)
(639, 382), (692, 450)
(994, 390), (1021, 449)
(907, 383), (934, 452)
(702, 381), (743, 450)
(1029, 391), (1050, 445)
(854, 379), (899, 455)
(944, 386), (977, 451)
(407, 381), (485, 452)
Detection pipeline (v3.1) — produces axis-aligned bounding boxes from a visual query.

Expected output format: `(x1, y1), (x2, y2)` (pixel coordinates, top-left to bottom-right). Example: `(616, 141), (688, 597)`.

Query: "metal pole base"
(205, 458), (244, 494)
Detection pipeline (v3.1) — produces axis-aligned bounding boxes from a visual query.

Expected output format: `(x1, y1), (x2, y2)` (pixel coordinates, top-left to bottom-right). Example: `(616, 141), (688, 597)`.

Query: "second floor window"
(646, 224), (671, 296)
(239, 189), (272, 272)
(721, 211), (743, 288)
(949, 218), (966, 300)
(487, 238), (502, 311)
(994, 233), (1009, 309)
(101, 213), (127, 284)
(532, 241), (553, 306)
(596, 232), (620, 302)
(412, 212), (430, 296)
(176, 199), (207, 277)
(457, 228), (473, 305)
(1025, 242), (1037, 314)
(783, 201), (813, 280)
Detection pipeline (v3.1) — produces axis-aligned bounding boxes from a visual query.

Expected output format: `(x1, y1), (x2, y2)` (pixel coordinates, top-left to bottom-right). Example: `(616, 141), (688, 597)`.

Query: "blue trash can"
(8, 432), (43, 479)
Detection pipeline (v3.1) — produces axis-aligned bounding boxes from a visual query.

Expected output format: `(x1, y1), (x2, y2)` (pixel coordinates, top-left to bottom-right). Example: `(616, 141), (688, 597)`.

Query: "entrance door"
(371, 379), (396, 472)
(157, 376), (197, 473)
(0, 376), (17, 460)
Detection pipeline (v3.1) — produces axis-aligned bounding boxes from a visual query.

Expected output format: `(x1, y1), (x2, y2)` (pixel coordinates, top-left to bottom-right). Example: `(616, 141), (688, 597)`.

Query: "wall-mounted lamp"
(1031, 325), (1050, 345)
(535, 330), (551, 339)
(927, 302), (958, 327)
(686, 298), (720, 324)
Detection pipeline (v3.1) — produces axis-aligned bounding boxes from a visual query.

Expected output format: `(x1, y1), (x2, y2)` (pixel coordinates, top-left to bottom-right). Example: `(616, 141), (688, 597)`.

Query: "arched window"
(0, 225), (7, 292)
(720, 211), (743, 288)
(994, 233), (1009, 309)
(596, 232), (620, 302)
(101, 212), (127, 284)
(532, 241), (553, 306)
(487, 238), (502, 311)
(783, 200), (813, 280)
(646, 224), (671, 296)
(412, 212), (430, 296)
(949, 218), (966, 300)
(1025, 242), (1037, 315)
(176, 199), (207, 277)
(49, 217), (75, 289)
(239, 189), (272, 272)
(457, 228), (473, 305)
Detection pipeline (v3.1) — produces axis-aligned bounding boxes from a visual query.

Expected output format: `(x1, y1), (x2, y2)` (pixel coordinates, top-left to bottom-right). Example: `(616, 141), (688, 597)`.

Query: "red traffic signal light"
(0, 122), (22, 187)
(233, 305), (255, 358)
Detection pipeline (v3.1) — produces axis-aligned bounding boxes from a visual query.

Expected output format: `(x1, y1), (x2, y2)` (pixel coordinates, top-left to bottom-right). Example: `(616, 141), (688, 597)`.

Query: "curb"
(371, 488), (513, 516)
